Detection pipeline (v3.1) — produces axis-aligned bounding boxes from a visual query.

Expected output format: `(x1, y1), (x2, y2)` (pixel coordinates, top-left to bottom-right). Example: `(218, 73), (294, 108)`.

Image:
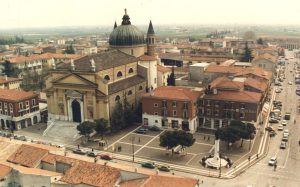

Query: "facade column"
(219, 119), (222, 128)
(67, 99), (72, 121)
(63, 94), (68, 121)
(83, 93), (88, 121)
(53, 89), (58, 120)
(80, 99), (84, 123)
(211, 119), (214, 129)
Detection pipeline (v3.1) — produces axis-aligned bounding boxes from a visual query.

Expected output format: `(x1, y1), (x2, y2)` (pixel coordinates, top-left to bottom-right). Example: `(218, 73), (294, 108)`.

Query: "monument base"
(205, 157), (228, 169)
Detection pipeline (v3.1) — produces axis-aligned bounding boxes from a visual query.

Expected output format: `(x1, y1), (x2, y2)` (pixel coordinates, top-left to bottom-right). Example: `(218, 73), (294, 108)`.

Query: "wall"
(111, 45), (145, 57)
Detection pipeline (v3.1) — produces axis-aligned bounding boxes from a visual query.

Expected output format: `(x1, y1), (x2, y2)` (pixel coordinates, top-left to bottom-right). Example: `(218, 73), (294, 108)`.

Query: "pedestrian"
(274, 164), (277, 171)
(256, 154), (259, 160)
(207, 136), (210, 141)
(204, 136), (206, 140)
(92, 148), (94, 152)
(248, 155), (251, 162)
(94, 157), (97, 163)
(138, 137), (141, 143)
(77, 144), (80, 149)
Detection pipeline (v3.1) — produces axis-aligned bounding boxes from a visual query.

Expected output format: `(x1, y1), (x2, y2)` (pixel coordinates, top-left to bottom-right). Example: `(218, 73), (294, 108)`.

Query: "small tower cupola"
(146, 20), (156, 56)
(122, 8), (131, 25)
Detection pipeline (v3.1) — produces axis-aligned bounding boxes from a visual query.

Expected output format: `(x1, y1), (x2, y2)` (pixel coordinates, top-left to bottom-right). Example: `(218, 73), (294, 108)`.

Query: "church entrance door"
(72, 100), (81, 123)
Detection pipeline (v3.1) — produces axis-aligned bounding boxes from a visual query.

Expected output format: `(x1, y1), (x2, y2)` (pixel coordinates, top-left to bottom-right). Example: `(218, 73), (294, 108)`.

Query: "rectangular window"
(0, 109), (2, 114)
(215, 101), (219, 107)
(207, 100), (210, 106)
(241, 103), (245, 109)
(183, 102), (188, 109)
(19, 102), (23, 109)
(154, 112), (158, 115)
(162, 109), (167, 116)
(0, 102), (2, 108)
(206, 109), (211, 115)
(183, 110), (188, 118)
(32, 99), (36, 105)
(173, 110), (177, 116)
(214, 110), (219, 116)
(4, 103), (7, 108)
(162, 100), (167, 107)
(240, 112), (245, 118)
(26, 101), (29, 107)
(172, 101), (176, 107)
(154, 103), (158, 107)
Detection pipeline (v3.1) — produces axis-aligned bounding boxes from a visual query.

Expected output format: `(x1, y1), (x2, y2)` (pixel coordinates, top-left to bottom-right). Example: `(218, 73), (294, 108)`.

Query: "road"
(180, 50), (300, 187)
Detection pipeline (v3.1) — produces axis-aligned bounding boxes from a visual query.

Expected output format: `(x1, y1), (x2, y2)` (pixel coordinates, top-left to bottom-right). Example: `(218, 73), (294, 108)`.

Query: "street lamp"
(219, 151), (221, 178)
(131, 136), (135, 162)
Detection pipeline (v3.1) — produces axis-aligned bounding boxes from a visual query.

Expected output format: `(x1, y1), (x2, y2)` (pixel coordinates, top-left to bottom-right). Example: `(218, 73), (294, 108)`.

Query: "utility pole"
(131, 136), (135, 162)
(219, 152), (221, 178)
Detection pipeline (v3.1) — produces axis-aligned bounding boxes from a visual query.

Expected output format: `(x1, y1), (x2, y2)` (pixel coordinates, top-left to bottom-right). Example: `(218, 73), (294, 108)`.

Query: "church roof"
(108, 75), (145, 94)
(56, 50), (138, 72)
(147, 20), (155, 35)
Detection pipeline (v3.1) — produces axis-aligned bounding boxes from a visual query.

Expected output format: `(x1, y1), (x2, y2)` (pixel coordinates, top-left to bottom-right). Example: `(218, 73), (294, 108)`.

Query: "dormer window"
(128, 68), (134, 74)
(104, 75), (110, 81)
(117, 71), (123, 78)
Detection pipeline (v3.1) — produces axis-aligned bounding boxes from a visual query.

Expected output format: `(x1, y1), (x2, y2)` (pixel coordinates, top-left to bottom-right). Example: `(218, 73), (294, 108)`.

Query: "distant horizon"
(0, 0), (300, 29)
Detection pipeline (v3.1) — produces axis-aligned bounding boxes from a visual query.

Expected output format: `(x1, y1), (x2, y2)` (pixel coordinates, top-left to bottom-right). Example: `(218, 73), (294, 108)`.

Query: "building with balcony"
(0, 75), (21, 90)
(141, 86), (202, 133)
(0, 88), (40, 130)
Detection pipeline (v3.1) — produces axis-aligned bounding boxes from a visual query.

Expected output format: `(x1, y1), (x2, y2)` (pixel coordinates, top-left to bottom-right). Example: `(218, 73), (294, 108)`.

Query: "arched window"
(117, 71), (123, 78)
(139, 86), (143, 90)
(115, 95), (120, 101)
(128, 68), (134, 74)
(128, 90), (133, 95)
(104, 75), (110, 81)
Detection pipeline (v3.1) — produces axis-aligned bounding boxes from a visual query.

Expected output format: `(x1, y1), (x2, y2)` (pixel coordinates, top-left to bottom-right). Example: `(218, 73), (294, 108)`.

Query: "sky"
(0, 0), (300, 29)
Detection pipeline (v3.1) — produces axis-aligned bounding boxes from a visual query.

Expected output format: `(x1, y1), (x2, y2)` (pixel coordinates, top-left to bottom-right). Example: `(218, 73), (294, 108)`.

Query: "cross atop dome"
(122, 8), (131, 25)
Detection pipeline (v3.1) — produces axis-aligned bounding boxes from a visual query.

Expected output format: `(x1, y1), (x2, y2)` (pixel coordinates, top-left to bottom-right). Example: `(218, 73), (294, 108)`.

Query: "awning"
(262, 103), (270, 117)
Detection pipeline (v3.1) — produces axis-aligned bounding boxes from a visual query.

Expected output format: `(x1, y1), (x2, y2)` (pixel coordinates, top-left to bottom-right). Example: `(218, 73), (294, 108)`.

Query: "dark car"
(284, 113), (291, 120)
(148, 125), (161, 132)
(269, 118), (279, 123)
(280, 142), (286, 149)
(87, 151), (97, 157)
(135, 128), (148, 134)
(73, 149), (86, 155)
(99, 154), (113, 160)
(265, 126), (274, 132)
(157, 165), (171, 172)
(269, 131), (277, 137)
(141, 162), (156, 169)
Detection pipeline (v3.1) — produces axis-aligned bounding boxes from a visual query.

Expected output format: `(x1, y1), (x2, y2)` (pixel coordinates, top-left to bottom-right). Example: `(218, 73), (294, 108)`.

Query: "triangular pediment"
(52, 73), (97, 87)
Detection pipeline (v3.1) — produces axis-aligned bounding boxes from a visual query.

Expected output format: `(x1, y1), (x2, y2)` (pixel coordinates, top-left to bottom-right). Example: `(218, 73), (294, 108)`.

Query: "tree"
(216, 126), (240, 150)
(177, 130), (196, 150)
(159, 131), (179, 155)
(167, 66), (176, 86)
(243, 31), (256, 41)
(257, 38), (264, 45)
(159, 130), (195, 155)
(77, 121), (95, 141)
(95, 118), (109, 140)
(241, 42), (253, 62)
(123, 97), (135, 127)
(3, 60), (16, 77)
(65, 44), (75, 54)
(110, 100), (125, 132)
(134, 102), (142, 123)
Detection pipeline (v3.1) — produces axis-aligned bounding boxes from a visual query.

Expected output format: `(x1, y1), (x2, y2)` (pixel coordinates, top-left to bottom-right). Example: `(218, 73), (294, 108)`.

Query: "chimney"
(90, 58), (95, 72)
(70, 59), (75, 71)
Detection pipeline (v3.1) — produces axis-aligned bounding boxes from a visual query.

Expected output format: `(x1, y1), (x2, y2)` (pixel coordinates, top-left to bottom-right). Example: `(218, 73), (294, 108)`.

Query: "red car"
(99, 154), (113, 160)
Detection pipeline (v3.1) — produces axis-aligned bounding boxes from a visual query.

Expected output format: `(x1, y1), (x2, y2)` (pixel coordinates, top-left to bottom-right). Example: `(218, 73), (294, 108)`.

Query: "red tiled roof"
(139, 54), (157, 61)
(8, 53), (81, 64)
(157, 64), (171, 73)
(0, 164), (12, 177)
(210, 77), (243, 90)
(205, 65), (244, 74)
(143, 175), (198, 187)
(0, 88), (37, 102)
(234, 66), (272, 80)
(143, 86), (202, 102)
(252, 53), (277, 63)
(0, 76), (20, 84)
(7, 144), (49, 168)
(244, 77), (268, 92)
(204, 90), (262, 103)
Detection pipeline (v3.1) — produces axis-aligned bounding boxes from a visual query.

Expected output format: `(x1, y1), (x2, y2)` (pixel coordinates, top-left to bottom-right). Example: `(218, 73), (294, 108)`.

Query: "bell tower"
(146, 20), (156, 56)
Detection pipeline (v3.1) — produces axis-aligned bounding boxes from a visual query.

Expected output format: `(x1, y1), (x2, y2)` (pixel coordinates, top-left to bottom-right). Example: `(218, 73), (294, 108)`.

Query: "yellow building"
(45, 10), (157, 123)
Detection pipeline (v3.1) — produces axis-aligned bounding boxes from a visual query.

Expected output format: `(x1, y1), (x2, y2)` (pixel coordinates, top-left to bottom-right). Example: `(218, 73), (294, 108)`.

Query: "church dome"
(109, 10), (144, 46)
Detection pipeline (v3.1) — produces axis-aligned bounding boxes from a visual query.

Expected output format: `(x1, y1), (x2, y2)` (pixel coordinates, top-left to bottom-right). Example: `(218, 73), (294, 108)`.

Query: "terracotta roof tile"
(7, 144), (49, 167)
(0, 88), (37, 102)
(143, 175), (198, 187)
(244, 77), (268, 92)
(206, 65), (244, 74)
(0, 76), (20, 84)
(204, 90), (262, 103)
(143, 86), (202, 102)
(252, 53), (277, 63)
(0, 164), (12, 177)
(157, 64), (171, 73)
(139, 54), (157, 61)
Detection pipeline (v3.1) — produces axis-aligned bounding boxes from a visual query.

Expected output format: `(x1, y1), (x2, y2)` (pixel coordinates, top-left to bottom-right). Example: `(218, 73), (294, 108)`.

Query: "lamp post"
(131, 136), (135, 162)
(219, 151), (221, 178)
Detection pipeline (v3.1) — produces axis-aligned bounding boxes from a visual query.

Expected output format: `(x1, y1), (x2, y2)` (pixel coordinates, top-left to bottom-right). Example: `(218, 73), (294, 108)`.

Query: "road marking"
(194, 142), (214, 146)
(107, 126), (141, 150)
(185, 154), (197, 165)
(208, 145), (214, 153)
(134, 130), (165, 155)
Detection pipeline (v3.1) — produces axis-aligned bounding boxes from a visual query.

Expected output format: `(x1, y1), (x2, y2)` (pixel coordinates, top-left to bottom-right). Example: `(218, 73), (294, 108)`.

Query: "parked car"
(99, 154), (113, 160)
(72, 149), (86, 155)
(135, 127), (148, 134)
(19, 136), (27, 141)
(141, 162), (156, 169)
(284, 113), (291, 120)
(87, 151), (97, 157)
(148, 125), (161, 132)
(283, 129), (289, 137)
(275, 88), (281, 93)
(268, 157), (277, 166)
(281, 120), (287, 126)
(288, 81), (293, 85)
(277, 125), (284, 131)
(269, 131), (277, 137)
(269, 118), (279, 123)
(282, 136), (289, 142)
(265, 126), (275, 132)
(157, 165), (171, 172)
(280, 142), (287, 149)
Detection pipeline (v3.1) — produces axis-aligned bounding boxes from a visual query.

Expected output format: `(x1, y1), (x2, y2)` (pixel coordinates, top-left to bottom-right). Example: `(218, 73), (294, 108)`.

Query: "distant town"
(0, 8), (300, 187)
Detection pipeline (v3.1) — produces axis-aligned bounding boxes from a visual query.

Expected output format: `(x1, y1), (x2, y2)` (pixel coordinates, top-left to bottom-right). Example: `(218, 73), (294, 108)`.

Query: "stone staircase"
(43, 120), (80, 142)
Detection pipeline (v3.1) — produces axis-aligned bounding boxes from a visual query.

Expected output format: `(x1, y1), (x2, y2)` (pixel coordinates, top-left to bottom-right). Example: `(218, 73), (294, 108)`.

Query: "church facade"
(45, 10), (158, 123)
